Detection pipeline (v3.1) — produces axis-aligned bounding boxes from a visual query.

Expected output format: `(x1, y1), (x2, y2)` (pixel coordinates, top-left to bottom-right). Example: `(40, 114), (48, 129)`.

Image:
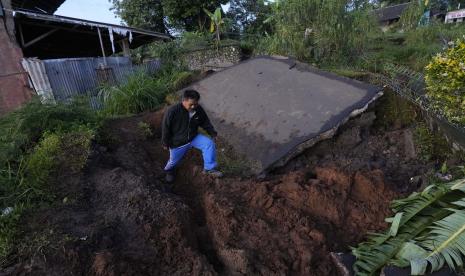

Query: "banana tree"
(203, 7), (224, 50)
(353, 178), (465, 275)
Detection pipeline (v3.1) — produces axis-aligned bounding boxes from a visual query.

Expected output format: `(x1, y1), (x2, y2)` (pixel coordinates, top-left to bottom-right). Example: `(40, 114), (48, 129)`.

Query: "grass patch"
(137, 121), (154, 139)
(414, 122), (452, 162)
(0, 98), (99, 264)
(99, 69), (197, 116)
(374, 91), (419, 130)
(98, 70), (168, 116)
(327, 68), (370, 80)
(362, 24), (464, 72)
(216, 137), (252, 177)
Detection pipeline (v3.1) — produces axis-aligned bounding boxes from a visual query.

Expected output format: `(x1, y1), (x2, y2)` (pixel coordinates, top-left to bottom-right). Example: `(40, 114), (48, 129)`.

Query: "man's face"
(182, 98), (198, 112)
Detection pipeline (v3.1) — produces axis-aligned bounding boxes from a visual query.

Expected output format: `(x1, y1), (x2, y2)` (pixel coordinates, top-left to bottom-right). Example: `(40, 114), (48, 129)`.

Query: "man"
(162, 89), (223, 183)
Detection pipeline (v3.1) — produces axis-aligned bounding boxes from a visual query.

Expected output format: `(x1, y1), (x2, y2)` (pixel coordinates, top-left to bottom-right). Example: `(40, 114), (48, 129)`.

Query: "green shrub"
(99, 71), (168, 115)
(26, 133), (61, 189)
(414, 122), (451, 162)
(398, 1), (424, 31)
(0, 128), (94, 262)
(375, 91), (418, 129)
(240, 40), (255, 56)
(137, 121), (153, 138)
(0, 99), (98, 262)
(256, 0), (375, 65)
(148, 40), (184, 70)
(57, 127), (94, 174)
(327, 68), (369, 80)
(180, 31), (212, 50)
(425, 37), (465, 126)
(172, 71), (196, 91)
(361, 23), (464, 71)
(0, 98), (98, 164)
(0, 203), (26, 261)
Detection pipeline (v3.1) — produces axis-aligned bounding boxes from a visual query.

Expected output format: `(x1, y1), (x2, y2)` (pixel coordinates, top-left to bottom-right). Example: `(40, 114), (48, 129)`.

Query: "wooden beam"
(24, 28), (59, 48)
(21, 21), (101, 36)
(97, 27), (107, 66)
(18, 22), (25, 47)
(19, 20), (170, 40)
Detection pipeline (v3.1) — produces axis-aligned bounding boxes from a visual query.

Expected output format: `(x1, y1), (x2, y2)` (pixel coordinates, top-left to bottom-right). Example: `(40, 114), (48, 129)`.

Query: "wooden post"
(97, 27), (107, 66)
(120, 38), (131, 57)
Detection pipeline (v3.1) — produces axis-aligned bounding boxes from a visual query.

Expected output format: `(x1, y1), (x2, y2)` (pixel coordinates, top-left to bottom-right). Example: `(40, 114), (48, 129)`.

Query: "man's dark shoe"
(204, 169), (223, 178)
(165, 171), (175, 183)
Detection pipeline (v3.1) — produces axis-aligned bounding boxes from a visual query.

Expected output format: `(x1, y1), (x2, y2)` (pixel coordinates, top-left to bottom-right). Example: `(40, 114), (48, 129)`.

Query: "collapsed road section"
(188, 56), (382, 173)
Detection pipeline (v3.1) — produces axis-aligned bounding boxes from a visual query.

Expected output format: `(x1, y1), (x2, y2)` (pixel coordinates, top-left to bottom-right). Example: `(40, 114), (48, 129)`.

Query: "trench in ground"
(2, 91), (454, 275)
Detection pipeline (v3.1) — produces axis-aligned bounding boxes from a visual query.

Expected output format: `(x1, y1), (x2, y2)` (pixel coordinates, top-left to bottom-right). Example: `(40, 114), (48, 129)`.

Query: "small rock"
(1, 207), (13, 217)
(387, 134), (397, 145)
(410, 175), (424, 189)
(435, 172), (453, 181)
(403, 129), (417, 160)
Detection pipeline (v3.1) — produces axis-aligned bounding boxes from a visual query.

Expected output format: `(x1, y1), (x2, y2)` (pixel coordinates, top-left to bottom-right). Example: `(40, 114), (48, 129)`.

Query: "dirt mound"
(173, 165), (395, 275)
(2, 108), (428, 275)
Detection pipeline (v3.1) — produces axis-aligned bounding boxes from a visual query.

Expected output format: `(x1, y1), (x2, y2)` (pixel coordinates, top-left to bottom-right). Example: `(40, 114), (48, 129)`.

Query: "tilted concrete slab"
(188, 56), (382, 173)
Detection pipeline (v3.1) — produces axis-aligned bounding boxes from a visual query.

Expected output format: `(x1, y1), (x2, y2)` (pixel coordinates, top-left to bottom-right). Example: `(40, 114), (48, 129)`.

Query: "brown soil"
(1, 105), (435, 275)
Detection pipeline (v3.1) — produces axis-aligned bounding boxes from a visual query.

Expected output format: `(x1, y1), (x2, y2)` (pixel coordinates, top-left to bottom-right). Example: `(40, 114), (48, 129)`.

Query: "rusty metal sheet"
(188, 56), (382, 173)
(21, 58), (55, 103)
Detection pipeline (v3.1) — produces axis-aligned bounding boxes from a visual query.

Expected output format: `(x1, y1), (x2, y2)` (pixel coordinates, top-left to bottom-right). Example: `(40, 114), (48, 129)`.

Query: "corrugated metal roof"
(373, 2), (411, 22)
(10, 9), (171, 58)
(11, 0), (65, 14)
(13, 10), (172, 40)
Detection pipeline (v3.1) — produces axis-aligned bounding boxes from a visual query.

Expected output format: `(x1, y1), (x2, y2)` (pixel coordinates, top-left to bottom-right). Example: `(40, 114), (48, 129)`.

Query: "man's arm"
(161, 108), (172, 148)
(198, 106), (217, 138)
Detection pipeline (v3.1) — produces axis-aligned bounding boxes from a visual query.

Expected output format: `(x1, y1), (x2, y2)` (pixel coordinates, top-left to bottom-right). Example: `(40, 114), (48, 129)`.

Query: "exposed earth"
(1, 94), (443, 275)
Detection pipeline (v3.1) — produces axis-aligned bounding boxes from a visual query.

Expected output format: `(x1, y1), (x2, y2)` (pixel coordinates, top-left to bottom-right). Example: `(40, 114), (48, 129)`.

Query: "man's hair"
(183, 89), (200, 101)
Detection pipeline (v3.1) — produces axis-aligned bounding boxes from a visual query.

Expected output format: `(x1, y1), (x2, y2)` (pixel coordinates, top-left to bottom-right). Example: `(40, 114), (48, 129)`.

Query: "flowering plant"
(425, 37), (465, 125)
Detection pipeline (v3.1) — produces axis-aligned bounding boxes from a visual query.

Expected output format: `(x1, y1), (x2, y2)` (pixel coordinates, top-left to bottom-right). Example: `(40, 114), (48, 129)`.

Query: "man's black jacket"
(161, 103), (217, 148)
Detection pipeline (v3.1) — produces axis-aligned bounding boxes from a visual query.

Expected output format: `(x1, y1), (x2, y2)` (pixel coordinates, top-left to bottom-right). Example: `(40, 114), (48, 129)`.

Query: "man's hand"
(163, 145), (169, 151)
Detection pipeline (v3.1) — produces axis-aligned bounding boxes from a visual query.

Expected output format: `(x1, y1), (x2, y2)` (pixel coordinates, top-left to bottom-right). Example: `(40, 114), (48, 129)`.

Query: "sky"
(55, 0), (231, 26)
(55, 0), (121, 25)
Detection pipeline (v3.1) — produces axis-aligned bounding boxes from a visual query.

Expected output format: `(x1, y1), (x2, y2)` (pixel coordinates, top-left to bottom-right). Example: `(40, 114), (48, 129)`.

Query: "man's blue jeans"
(164, 134), (218, 171)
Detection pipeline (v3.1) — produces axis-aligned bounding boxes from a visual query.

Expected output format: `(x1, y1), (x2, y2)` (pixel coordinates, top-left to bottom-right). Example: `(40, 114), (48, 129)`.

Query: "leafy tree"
(110, 0), (228, 32)
(161, 0), (228, 31)
(226, 0), (273, 34)
(110, 0), (167, 33)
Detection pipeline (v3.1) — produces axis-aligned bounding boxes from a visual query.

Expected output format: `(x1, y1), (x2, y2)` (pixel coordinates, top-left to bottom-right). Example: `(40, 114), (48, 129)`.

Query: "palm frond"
(368, 183), (450, 248)
(391, 184), (449, 219)
(411, 199), (465, 274)
(353, 206), (451, 275)
(352, 180), (465, 275)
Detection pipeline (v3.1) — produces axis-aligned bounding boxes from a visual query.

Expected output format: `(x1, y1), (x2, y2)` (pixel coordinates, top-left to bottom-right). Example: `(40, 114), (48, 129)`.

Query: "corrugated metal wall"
(21, 58), (55, 103)
(22, 56), (161, 108)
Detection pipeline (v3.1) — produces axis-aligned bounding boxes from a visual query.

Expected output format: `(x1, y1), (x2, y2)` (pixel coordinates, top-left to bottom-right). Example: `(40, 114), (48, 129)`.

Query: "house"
(445, 8), (465, 23)
(373, 2), (411, 28)
(373, 2), (447, 30)
(0, 0), (171, 115)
